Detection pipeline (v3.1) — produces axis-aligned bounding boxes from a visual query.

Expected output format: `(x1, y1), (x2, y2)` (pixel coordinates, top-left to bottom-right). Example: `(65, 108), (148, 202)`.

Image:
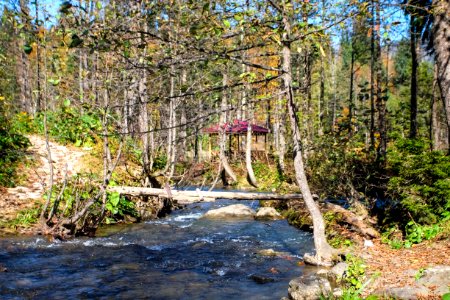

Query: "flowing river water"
(0, 199), (314, 299)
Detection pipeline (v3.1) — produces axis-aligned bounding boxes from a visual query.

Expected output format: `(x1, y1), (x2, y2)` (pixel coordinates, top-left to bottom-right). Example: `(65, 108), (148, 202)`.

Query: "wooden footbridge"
(107, 186), (302, 205)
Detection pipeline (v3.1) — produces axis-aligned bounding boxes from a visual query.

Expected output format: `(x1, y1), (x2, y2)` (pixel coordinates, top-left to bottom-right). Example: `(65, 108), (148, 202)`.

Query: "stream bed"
(0, 199), (314, 299)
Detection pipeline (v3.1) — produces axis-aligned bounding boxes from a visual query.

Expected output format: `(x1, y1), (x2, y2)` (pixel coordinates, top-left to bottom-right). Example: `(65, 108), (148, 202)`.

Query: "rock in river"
(249, 274), (276, 284)
(203, 204), (256, 219)
(255, 207), (283, 220)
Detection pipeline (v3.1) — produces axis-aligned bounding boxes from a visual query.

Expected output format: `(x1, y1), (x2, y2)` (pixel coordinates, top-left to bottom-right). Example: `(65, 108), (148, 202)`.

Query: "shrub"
(252, 161), (283, 191)
(33, 106), (102, 146)
(0, 114), (30, 187)
(387, 138), (450, 225)
(306, 134), (382, 201)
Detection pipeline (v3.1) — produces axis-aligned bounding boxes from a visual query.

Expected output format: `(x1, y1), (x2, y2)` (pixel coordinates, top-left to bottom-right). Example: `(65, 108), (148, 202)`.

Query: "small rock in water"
(257, 248), (289, 257)
(249, 274), (275, 284)
(0, 264), (7, 272)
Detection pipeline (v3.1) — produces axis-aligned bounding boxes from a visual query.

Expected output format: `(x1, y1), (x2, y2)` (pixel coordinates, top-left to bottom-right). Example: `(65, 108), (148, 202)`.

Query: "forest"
(0, 0), (449, 298)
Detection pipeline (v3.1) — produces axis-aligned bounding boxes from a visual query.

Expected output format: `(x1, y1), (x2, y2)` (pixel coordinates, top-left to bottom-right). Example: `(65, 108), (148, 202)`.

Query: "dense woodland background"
(0, 0), (449, 250)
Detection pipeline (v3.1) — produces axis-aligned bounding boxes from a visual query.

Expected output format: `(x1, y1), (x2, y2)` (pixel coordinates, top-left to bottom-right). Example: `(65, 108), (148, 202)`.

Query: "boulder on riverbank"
(287, 273), (332, 300)
(203, 204), (255, 219)
(286, 264), (349, 300)
(255, 207), (283, 220)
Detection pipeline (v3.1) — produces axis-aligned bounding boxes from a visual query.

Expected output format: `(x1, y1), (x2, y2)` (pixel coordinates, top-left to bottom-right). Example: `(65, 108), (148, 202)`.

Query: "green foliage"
(252, 161), (283, 191)
(33, 107), (102, 146)
(382, 221), (442, 249)
(48, 175), (138, 229)
(153, 153), (167, 171)
(393, 39), (412, 85)
(323, 211), (353, 248)
(10, 112), (34, 133)
(344, 254), (366, 290)
(404, 222), (441, 247)
(328, 254), (376, 300)
(105, 191), (137, 224)
(387, 138), (450, 225)
(442, 293), (450, 300)
(328, 234), (353, 248)
(48, 173), (100, 217)
(0, 113), (30, 186)
(307, 135), (376, 200)
(414, 268), (425, 281)
(8, 206), (40, 228)
(283, 208), (313, 232)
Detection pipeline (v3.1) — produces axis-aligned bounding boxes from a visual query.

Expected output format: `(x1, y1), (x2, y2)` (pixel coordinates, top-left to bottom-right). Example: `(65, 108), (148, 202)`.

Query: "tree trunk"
(139, 69), (150, 183)
(319, 57), (325, 137)
(17, 0), (32, 113)
(431, 65), (449, 151)
(108, 186), (303, 201)
(219, 72), (237, 183)
(241, 61), (257, 187)
(34, 0), (42, 113)
(331, 52), (338, 132)
(369, 0), (376, 149)
(274, 94), (286, 173)
(281, 5), (334, 266)
(179, 69), (188, 160)
(432, 0), (450, 153)
(410, 15), (419, 139)
(318, 0), (326, 136)
(246, 111), (258, 187)
(349, 42), (355, 137)
(376, 1), (386, 158)
(167, 66), (177, 179)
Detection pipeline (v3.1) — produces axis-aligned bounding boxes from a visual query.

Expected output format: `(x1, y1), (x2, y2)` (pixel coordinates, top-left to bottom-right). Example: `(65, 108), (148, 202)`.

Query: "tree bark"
(219, 72), (237, 183)
(167, 67), (177, 178)
(349, 42), (355, 137)
(108, 186), (303, 201)
(369, 0), (376, 149)
(17, 0), (32, 113)
(432, 0), (450, 153)
(274, 94), (286, 173)
(34, 0), (42, 113)
(280, 3), (334, 265)
(246, 112), (258, 187)
(179, 69), (188, 159)
(410, 15), (419, 139)
(376, 1), (386, 158)
(431, 65), (449, 151)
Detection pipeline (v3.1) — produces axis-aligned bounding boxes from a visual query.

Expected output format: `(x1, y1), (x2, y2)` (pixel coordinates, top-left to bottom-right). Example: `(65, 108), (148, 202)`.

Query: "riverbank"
(0, 135), (90, 235)
(1, 135), (449, 299)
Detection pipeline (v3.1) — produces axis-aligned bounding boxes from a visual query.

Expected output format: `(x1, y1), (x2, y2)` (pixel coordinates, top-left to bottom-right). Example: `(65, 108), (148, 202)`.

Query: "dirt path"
(0, 135), (88, 230)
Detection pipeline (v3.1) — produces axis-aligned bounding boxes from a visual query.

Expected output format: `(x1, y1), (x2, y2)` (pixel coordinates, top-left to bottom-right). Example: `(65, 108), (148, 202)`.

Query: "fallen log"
(174, 196), (216, 205)
(325, 202), (380, 238)
(107, 186), (302, 201)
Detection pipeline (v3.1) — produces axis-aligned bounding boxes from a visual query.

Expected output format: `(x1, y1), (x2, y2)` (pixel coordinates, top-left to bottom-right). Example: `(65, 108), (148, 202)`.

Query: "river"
(0, 199), (314, 299)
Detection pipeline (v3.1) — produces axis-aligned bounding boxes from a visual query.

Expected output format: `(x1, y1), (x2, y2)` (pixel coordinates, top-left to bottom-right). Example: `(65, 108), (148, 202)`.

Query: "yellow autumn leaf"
(319, 45), (326, 57)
